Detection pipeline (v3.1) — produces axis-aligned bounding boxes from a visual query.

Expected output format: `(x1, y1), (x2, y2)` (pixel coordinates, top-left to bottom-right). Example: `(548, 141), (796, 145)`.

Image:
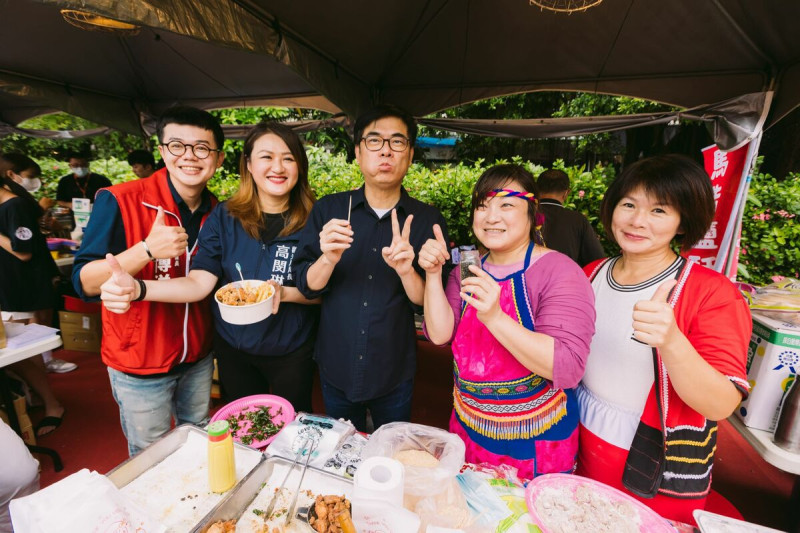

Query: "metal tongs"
(263, 435), (316, 520)
(285, 437), (318, 528)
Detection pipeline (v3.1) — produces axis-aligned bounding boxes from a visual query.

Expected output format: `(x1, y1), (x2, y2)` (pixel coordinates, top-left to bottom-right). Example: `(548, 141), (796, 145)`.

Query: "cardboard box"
(0, 395), (36, 445)
(59, 310), (102, 352)
(736, 312), (800, 431)
(18, 418), (36, 446)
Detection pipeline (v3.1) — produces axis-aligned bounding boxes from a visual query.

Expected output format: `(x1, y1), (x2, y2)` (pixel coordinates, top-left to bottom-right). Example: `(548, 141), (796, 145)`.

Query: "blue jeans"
(321, 378), (414, 433)
(108, 355), (213, 456)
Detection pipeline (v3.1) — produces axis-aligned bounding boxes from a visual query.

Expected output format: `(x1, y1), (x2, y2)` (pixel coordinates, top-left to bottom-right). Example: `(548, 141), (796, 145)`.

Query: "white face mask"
(21, 177), (42, 193)
(72, 166), (89, 178)
(10, 173), (41, 193)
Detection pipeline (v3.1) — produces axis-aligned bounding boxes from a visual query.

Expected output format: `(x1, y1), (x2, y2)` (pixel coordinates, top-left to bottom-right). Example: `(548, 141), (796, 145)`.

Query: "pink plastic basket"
(210, 394), (294, 449)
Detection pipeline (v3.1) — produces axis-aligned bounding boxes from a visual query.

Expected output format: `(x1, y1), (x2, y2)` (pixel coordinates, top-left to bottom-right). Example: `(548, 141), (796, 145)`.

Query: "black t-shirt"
(56, 172), (112, 203)
(260, 212), (288, 243)
(0, 196), (59, 311)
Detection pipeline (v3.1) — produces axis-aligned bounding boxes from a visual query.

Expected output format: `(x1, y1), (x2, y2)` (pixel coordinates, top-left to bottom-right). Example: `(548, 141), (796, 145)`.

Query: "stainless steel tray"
(106, 423), (264, 532)
(106, 424), (262, 487)
(193, 455), (354, 533)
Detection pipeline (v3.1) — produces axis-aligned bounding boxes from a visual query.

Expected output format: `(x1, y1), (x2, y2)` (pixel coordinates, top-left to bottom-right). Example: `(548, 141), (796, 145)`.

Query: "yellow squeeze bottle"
(208, 420), (236, 493)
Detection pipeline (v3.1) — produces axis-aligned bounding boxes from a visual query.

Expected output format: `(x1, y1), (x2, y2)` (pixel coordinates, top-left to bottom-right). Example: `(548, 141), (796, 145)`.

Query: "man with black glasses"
(72, 106), (224, 455)
(294, 104), (449, 432)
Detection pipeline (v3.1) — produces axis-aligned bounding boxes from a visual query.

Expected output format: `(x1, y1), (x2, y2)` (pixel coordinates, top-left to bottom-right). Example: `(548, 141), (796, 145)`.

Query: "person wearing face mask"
(2, 155), (43, 194)
(54, 151), (112, 228)
(0, 152), (71, 436)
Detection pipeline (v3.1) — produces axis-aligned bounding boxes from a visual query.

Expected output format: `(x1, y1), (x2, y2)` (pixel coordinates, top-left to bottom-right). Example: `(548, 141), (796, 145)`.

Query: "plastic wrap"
(749, 278), (800, 325)
(362, 422), (465, 497)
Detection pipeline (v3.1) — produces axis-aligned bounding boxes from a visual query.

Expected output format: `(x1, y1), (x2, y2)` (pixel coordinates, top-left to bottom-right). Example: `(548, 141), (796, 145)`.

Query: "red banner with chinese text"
(681, 143), (749, 273)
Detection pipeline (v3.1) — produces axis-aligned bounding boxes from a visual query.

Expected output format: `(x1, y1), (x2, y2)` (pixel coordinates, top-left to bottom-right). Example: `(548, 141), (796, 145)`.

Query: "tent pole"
(718, 132), (763, 279)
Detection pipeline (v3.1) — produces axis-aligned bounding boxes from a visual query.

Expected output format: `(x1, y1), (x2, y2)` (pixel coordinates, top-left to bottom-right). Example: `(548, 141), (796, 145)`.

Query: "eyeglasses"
(361, 134), (410, 152)
(160, 141), (220, 159)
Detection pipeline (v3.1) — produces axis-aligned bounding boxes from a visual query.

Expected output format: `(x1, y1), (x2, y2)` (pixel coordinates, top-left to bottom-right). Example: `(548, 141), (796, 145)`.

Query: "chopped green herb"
(225, 405), (285, 446)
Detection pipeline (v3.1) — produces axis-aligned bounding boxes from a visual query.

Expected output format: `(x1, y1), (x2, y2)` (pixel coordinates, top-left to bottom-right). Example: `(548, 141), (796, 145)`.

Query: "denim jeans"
(321, 378), (414, 433)
(108, 355), (213, 456)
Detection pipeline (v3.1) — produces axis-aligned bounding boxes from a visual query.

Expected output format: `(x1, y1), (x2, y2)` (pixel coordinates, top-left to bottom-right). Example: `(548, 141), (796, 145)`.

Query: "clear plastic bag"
(414, 479), (477, 531)
(265, 412), (354, 469)
(362, 422), (466, 497)
(749, 278), (800, 325)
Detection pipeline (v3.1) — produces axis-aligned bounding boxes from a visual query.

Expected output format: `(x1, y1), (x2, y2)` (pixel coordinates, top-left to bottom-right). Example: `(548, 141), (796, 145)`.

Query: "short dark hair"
(470, 164), (543, 245)
(537, 169), (570, 194)
(156, 106), (224, 149)
(599, 154), (714, 248)
(127, 150), (156, 167)
(1, 152), (40, 176)
(65, 149), (90, 162)
(353, 104), (417, 146)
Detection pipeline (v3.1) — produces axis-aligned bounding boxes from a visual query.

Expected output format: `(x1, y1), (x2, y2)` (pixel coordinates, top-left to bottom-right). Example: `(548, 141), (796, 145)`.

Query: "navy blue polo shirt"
(72, 175), (212, 300)
(293, 186), (450, 403)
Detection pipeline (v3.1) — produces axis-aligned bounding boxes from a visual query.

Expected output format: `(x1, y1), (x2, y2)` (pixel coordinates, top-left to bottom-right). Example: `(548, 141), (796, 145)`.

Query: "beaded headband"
(486, 188), (537, 202)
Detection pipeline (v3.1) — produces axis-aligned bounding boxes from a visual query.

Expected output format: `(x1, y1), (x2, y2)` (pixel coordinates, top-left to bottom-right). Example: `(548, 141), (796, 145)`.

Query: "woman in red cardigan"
(576, 154), (751, 524)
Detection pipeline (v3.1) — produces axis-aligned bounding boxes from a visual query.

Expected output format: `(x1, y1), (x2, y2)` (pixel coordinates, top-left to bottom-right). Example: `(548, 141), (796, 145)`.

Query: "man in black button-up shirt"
(294, 105), (449, 431)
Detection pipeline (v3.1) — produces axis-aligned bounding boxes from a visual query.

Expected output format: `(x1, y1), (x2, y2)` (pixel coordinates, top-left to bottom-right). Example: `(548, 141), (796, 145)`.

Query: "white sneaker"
(45, 358), (78, 373)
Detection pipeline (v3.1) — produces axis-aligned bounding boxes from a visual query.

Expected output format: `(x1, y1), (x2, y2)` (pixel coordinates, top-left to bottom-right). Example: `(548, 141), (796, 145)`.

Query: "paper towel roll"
(354, 456), (405, 506)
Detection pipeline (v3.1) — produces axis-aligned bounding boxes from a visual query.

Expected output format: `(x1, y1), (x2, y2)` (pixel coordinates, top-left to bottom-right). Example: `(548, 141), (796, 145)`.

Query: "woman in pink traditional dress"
(420, 164), (596, 480)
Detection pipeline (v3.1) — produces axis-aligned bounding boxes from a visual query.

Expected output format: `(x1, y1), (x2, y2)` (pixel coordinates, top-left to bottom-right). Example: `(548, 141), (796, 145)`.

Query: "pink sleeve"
(526, 253), (596, 389)
(422, 268), (462, 345)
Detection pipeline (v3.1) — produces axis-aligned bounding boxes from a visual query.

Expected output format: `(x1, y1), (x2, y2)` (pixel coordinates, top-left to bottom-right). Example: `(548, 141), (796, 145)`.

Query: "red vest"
(584, 258), (750, 499)
(100, 168), (217, 374)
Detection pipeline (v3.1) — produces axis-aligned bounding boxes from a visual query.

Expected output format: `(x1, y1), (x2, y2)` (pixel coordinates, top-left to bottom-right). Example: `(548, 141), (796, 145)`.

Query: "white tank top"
(579, 256), (684, 448)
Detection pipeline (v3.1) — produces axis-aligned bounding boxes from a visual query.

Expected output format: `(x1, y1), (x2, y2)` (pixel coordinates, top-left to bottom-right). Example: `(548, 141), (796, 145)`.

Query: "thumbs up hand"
(100, 254), (137, 313)
(632, 279), (678, 347)
(145, 206), (189, 259)
(418, 224), (449, 275)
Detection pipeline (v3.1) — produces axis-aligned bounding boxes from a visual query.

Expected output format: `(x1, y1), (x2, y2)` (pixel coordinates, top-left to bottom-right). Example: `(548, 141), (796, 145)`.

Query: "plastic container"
(207, 420), (236, 493)
(209, 394), (295, 449)
(459, 248), (481, 281)
(525, 473), (674, 533)
(214, 280), (274, 325)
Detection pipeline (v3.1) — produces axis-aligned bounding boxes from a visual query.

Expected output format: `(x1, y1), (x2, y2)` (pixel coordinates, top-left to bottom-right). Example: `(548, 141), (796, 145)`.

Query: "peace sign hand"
(418, 224), (449, 275)
(460, 266), (503, 325)
(382, 209), (415, 277)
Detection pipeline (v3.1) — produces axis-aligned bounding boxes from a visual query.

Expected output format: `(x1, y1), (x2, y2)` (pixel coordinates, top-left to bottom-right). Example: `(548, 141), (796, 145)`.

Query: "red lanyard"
(73, 175), (89, 198)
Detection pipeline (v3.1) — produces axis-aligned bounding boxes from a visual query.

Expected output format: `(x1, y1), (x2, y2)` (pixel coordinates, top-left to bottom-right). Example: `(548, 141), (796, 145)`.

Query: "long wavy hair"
(226, 122), (315, 239)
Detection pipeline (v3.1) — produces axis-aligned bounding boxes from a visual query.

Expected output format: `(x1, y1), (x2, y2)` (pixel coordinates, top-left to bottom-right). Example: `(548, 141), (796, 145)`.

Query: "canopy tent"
(1, 0), (799, 146)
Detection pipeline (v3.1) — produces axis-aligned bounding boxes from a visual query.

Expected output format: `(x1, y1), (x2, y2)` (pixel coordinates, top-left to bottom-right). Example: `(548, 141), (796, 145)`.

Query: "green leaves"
(740, 171), (800, 283)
